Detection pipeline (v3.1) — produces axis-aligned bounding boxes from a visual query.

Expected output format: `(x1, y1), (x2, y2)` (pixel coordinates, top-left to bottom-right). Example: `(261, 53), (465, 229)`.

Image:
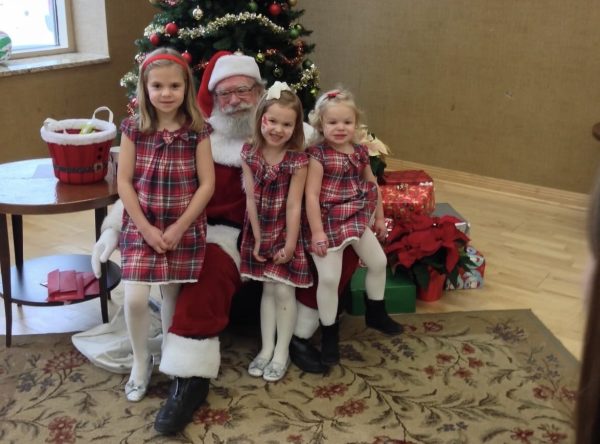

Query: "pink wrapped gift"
(47, 269), (100, 302)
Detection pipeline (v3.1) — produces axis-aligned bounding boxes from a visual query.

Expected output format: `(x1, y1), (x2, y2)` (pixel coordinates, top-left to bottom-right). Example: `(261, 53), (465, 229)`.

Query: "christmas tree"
(121, 0), (320, 116)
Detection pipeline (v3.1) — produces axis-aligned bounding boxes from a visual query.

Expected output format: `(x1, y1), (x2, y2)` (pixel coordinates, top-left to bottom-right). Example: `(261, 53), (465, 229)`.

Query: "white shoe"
(263, 358), (290, 382)
(125, 355), (154, 402)
(248, 356), (271, 377)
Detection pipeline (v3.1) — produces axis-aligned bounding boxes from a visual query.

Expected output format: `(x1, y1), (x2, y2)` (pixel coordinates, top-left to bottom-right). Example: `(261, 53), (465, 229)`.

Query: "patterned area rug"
(0, 309), (578, 444)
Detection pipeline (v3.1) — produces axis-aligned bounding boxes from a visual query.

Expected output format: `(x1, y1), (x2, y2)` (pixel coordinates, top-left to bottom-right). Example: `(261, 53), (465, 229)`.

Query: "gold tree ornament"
(192, 7), (204, 20)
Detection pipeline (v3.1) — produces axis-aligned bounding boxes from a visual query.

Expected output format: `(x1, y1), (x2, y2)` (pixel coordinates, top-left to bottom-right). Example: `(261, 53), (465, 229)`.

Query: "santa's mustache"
(221, 102), (254, 115)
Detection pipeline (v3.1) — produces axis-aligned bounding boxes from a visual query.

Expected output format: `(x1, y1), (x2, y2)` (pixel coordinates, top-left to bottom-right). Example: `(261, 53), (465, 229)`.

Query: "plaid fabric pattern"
(240, 143), (313, 288)
(119, 117), (211, 283)
(305, 142), (377, 250)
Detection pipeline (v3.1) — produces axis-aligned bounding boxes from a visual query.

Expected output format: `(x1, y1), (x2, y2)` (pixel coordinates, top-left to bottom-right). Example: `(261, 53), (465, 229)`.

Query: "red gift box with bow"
(379, 170), (435, 222)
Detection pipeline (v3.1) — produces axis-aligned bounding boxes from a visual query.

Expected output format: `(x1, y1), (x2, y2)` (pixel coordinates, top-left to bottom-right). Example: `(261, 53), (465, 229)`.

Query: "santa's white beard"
(209, 104), (255, 140)
(207, 103), (256, 167)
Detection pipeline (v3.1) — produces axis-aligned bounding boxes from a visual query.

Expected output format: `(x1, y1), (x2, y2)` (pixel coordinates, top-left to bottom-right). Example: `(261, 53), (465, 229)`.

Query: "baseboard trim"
(385, 158), (589, 210)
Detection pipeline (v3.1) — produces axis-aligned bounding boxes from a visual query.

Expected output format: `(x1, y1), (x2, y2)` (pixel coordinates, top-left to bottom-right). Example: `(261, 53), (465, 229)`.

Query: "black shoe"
(289, 335), (328, 374)
(154, 376), (209, 435)
(365, 298), (404, 335)
(320, 322), (340, 366)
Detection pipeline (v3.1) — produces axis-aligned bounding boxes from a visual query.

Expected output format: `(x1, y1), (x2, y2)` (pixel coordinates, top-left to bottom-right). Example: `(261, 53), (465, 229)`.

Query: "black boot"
(365, 298), (404, 335)
(320, 322), (340, 366)
(289, 335), (328, 373)
(154, 376), (209, 435)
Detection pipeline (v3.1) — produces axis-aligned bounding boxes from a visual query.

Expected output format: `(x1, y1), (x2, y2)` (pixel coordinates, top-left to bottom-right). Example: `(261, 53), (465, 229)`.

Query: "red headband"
(141, 53), (188, 72)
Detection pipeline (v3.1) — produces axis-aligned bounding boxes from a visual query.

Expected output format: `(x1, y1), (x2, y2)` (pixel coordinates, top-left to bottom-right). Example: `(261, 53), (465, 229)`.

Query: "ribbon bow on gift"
(265, 81), (292, 100)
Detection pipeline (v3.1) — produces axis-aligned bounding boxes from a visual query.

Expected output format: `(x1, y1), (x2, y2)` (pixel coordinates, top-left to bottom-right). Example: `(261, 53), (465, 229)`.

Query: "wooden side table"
(0, 158), (121, 346)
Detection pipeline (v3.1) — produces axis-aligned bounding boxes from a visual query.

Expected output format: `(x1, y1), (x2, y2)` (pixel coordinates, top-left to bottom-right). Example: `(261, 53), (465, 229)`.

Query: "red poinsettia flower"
(384, 213), (473, 289)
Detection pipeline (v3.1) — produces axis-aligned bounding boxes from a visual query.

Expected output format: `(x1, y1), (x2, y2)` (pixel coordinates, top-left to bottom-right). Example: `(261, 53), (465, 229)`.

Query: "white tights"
(312, 228), (387, 326)
(255, 281), (297, 366)
(123, 281), (180, 383)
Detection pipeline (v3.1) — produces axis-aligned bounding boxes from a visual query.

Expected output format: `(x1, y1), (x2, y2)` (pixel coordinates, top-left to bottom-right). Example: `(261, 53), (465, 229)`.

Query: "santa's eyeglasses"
(214, 84), (257, 100)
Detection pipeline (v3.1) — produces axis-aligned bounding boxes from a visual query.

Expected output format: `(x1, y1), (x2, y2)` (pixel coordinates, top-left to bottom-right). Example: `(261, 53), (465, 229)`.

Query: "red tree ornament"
(165, 22), (179, 36)
(268, 3), (282, 16)
(181, 50), (192, 64)
(127, 97), (138, 116)
(149, 33), (161, 46)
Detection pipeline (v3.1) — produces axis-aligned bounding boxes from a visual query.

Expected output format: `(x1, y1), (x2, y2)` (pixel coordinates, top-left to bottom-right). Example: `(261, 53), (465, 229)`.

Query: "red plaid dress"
(305, 142), (377, 250)
(240, 143), (313, 288)
(119, 117), (211, 283)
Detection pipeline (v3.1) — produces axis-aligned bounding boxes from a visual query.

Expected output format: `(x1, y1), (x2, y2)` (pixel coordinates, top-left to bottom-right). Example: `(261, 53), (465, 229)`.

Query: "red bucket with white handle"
(40, 107), (117, 184)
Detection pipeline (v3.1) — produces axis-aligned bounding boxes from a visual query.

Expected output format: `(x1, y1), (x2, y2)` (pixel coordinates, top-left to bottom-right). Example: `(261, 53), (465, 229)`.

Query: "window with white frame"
(0, 0), (73, 59)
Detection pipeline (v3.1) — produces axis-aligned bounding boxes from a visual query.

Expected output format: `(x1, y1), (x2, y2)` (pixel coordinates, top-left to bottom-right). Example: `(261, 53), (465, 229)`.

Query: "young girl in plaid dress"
(240, 82), (312, 381)
(305, 88), (402, 366)
(117, 48), (215, 401)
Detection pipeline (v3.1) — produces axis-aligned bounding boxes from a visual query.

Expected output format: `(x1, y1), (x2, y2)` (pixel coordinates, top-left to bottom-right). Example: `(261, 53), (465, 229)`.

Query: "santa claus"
(91, 51), (360, 435)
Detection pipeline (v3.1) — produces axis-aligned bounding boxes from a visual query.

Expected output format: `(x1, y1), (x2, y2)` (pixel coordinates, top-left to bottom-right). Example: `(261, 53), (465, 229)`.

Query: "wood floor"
(0, 163), (589, 360)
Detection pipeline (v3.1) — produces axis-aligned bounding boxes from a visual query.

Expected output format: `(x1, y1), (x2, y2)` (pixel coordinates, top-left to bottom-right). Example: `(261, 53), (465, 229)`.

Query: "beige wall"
(302, 0), (600, 193)
(0, 0), (155, 164)
(1, 1), (599, 193)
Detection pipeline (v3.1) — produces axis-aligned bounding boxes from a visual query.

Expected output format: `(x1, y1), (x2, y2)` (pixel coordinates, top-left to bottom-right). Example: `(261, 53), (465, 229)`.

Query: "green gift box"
(345, 266), (416, 315)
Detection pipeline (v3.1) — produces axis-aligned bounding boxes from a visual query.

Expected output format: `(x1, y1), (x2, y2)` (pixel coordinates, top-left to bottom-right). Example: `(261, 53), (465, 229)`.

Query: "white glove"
(91, 228), (119, 278)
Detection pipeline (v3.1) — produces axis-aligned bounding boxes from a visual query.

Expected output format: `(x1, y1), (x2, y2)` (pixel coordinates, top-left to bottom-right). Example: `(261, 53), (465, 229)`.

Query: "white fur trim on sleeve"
(159, 333), (220, 378)
(303, 122), (318, 147)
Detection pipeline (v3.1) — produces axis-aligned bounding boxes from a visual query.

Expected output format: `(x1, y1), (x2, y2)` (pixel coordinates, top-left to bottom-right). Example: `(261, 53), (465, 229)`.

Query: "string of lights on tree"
(121, 0), (320, 116)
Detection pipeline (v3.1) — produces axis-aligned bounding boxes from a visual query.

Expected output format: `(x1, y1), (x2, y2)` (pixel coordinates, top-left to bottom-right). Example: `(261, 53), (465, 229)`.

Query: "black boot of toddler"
(320, 321), (340, 366)
(365, 298), (404, 335)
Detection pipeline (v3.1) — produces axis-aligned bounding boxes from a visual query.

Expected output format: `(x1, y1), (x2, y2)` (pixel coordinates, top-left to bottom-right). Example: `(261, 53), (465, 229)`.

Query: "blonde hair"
(136, 47), (204, 133)
(308, 87), (363, 141)
(252, 90), (305, 152)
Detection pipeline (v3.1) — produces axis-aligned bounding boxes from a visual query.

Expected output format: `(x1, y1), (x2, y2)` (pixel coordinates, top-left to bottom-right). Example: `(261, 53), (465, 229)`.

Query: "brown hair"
(252, 90), (305, 152)
(308, 87), (363, 141)
(576, 170), (600, 444)
(136, 47), (204, 133)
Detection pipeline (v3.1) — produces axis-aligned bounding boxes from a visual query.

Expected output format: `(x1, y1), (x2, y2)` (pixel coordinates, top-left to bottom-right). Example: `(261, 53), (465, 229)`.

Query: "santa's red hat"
(197, 50), (231, 118)
(196, 51), (262, 118)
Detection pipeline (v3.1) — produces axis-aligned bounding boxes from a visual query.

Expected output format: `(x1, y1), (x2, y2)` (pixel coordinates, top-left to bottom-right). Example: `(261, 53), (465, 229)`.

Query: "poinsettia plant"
(384, 213), (475, 289)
